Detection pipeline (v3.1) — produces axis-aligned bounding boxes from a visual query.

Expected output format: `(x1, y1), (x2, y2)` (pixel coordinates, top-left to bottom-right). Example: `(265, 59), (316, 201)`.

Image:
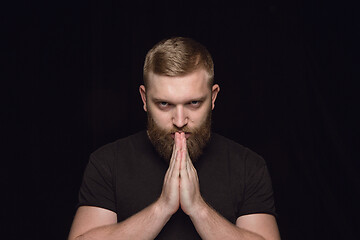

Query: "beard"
(147, 109), (212, 163)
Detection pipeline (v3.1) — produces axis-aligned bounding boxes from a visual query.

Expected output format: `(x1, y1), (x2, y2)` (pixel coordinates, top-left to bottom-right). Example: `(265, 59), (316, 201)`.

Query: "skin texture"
(68, 69), (281, 240)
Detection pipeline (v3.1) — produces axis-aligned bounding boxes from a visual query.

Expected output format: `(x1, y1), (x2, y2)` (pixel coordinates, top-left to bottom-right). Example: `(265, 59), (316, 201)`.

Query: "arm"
(68, 202), (171, 240)
(68, 142), (183, 240)
(189, 204), (280, 240)
(177, 133), (280, 240)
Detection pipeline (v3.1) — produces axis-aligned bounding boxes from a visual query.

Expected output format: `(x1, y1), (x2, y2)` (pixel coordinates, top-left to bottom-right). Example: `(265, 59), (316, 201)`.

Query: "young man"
(68, 37), (280, 240)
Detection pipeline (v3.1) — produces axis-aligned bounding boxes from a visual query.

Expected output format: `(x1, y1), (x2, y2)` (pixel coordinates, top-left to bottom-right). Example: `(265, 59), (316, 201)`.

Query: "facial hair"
(147, 109), (212, 163)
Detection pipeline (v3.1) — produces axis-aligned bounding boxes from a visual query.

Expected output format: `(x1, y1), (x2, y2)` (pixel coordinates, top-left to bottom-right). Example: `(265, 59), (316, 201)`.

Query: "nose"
(172, 105), (188, 128)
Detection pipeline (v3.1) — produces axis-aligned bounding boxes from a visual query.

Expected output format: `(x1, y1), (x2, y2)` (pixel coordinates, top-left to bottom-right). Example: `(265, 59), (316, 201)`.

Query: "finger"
(184, 149), (198, 183)
(186, 157), (193, 180)
(169, 132), (182, 179)
(172, 146), (182, 180)
(179, 148), (188, 179)
(170, 141), (176, 161)
(168, 143), (177, 170)
(182, 135), (193, 177)
(189, 164), (198, 182)
(168, 148), (178, 179)
(182, 133), (190, 162)
(175, 132), (182, 151)
(168, 132), (182, 176)
(183, 133), (193, 179)
(179, 133), (186, 170)
(181, 132), (186, 151)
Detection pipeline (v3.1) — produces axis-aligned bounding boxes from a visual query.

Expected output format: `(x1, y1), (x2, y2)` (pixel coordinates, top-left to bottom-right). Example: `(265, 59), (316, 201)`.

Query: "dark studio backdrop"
(4, 0), (359, 239)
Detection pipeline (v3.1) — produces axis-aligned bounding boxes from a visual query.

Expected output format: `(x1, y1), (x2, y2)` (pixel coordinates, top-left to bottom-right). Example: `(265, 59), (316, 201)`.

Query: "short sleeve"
(78, 152), (116, 213)
(238, 150), (276, 217)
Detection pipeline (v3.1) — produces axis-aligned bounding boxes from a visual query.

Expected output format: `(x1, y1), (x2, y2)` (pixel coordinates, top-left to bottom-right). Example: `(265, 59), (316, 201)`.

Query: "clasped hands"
(158, 132), (206, 217)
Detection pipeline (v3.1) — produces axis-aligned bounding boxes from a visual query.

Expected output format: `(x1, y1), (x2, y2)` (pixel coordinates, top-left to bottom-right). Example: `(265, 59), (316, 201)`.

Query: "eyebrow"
(151, 96), (207, 104)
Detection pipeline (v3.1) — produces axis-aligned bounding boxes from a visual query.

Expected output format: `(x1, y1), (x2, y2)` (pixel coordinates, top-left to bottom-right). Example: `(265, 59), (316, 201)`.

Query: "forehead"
(147, 69), (211, 102)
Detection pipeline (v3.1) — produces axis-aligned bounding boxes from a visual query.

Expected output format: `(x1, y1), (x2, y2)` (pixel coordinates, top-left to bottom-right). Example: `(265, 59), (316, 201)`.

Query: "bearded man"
(68, 37), (280, 240)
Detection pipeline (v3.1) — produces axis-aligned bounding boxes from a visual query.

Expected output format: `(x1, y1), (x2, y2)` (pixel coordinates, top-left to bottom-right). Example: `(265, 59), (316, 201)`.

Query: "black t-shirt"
(79, 131), (276, 239)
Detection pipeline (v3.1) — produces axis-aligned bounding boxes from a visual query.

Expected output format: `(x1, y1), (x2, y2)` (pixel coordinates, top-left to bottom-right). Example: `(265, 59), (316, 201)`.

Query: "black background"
(4, 0), (359, 239)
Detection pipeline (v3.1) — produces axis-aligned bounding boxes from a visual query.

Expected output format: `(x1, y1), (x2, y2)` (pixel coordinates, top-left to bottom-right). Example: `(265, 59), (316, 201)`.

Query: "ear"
(211, 84), (220, 110)
(139, 85), (147, 112)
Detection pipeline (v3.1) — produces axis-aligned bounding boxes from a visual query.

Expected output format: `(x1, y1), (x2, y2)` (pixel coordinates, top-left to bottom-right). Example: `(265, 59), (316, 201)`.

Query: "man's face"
(140, 69), (220, 162)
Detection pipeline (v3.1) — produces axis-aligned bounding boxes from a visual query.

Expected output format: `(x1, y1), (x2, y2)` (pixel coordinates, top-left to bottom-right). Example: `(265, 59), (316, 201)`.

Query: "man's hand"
(158, 132), (205, 217)
(178, 132), (206, 216)
(157, 132), (182, 215)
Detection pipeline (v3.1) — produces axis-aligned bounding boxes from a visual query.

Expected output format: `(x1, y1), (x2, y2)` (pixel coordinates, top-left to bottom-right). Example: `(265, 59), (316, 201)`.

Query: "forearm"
(189, 203), (265, 240)
(73, 201), (171, 240)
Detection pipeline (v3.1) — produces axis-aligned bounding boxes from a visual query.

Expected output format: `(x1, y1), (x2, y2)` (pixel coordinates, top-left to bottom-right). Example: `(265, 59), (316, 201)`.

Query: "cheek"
(149, 108), (172, 126)
(189, 108), (210, 125)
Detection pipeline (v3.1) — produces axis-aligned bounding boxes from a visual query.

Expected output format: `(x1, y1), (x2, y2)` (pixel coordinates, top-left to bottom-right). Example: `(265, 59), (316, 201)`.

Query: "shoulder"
(89, 131), (147, 168)
(91, 131), (146, 157)
(210, 133), (265, 164)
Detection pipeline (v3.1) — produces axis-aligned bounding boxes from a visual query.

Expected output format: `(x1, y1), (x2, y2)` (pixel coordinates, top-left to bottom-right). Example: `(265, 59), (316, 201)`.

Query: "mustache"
(166, 124), (193, 134)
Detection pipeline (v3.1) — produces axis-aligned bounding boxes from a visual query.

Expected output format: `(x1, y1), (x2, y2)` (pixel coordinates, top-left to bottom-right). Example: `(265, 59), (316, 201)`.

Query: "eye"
(157, 102), (171, 110)
(188, 101), (201, 108)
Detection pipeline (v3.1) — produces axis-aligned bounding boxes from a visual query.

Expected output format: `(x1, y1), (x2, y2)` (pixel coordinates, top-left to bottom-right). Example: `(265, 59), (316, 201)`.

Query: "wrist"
(187, 198), (209, 219)
(154, 198), (176, 221)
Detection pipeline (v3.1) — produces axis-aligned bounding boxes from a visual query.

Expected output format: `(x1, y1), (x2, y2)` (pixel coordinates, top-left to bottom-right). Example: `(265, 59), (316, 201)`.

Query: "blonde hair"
(143, 37), (214, 88)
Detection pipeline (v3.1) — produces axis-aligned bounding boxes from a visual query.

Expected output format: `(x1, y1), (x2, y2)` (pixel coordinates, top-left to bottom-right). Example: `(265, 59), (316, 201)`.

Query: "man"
(68, 37), (280, 239)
